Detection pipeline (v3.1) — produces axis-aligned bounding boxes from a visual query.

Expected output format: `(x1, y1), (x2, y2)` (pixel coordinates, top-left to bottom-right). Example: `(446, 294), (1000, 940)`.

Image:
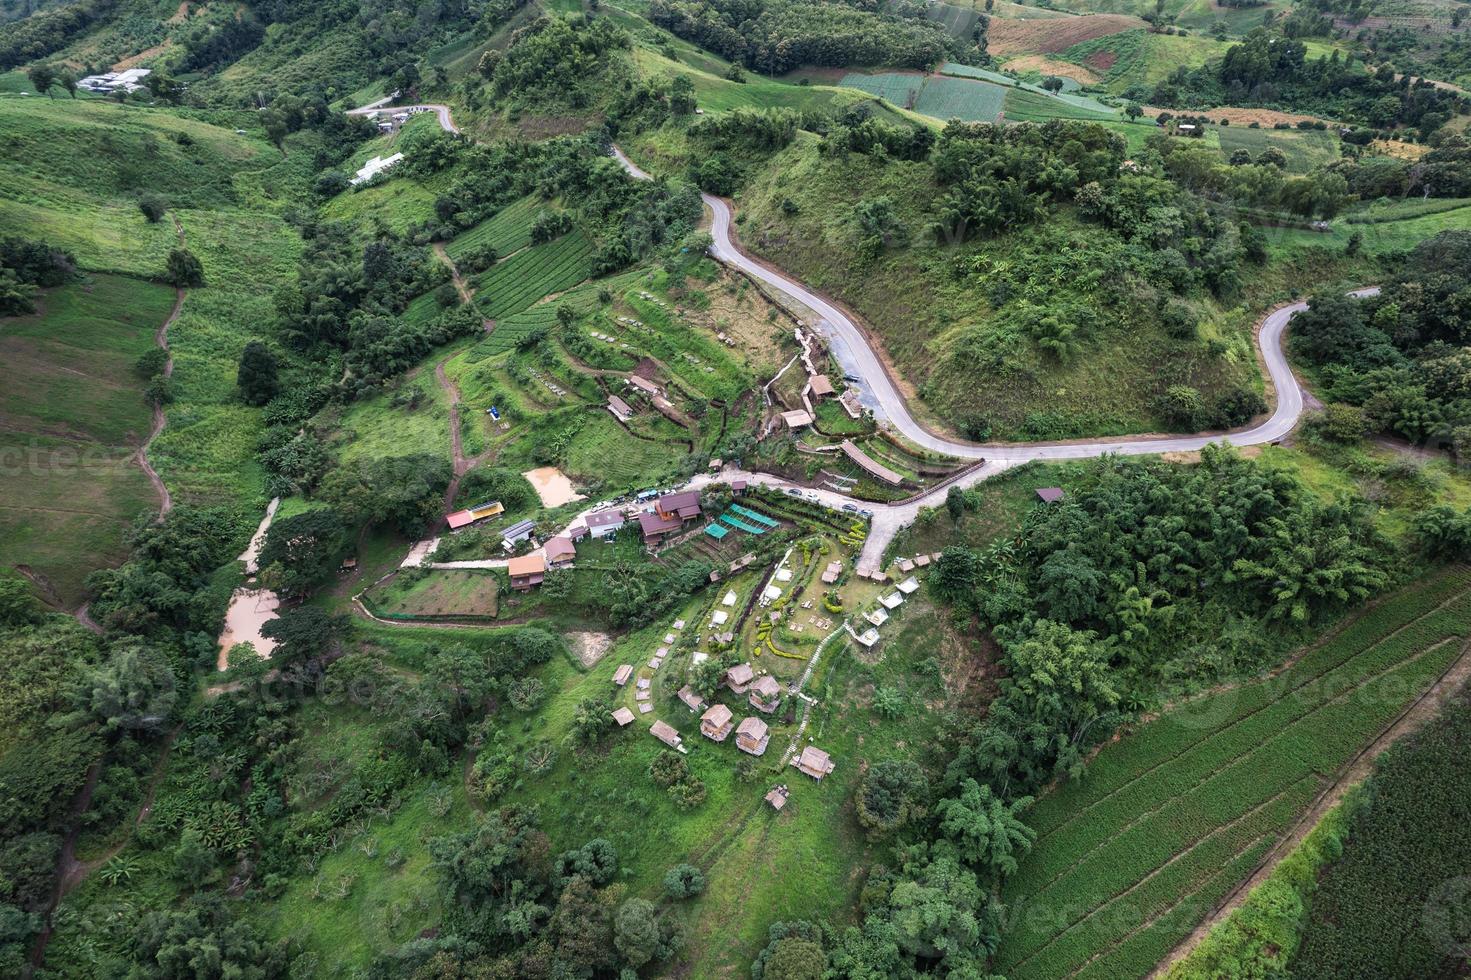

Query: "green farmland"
(0, 274), (177, 607)
(839, 70), (1117, 124)
(994, 567), (1471, 980)
(444, 195), (543, 261)
(473, 229), (595, 321)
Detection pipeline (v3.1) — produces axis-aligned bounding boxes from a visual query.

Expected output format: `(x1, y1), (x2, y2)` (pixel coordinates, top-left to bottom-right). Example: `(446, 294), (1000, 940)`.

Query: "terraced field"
(840, 70), (1116, 123)
(473, 229), (595, 322)
(444, 195), (543, 261)
(994, 567), (1471, 980)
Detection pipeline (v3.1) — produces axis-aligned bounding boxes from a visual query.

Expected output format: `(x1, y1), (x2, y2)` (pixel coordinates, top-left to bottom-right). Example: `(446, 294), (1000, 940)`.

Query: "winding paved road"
(358, 98), (1374, 571)
(612, 147), (1377, 460)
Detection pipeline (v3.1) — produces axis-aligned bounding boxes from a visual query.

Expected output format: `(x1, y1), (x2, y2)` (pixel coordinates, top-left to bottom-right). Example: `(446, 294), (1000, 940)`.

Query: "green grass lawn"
(0, 274), (177, 606)
(1270, 198), (1471, 257)
(332, 370), (452, 465)
(994, 567), (1471, 979)
(366, 568), (500, 619)
(560, 412), (690, 488)
(321, 178), (439, 236)
(148, 207), (300, 510)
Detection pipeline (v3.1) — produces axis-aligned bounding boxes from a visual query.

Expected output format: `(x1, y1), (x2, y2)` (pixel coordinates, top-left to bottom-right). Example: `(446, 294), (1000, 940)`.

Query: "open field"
(321, 178), (438, 236)
(561, 412), (690, 487)
(148, 207), (300, 509)
(988, 12), (1146, 56)
(994, 567), (1471, 980)
(1063, 29), (1234, 93)
(840, 69), (1118, 123)
(366, 569), (500, 619)
(0, 274), (177, 606)
(1269, 198), (1471, 256)
(332, 370), (452, 465)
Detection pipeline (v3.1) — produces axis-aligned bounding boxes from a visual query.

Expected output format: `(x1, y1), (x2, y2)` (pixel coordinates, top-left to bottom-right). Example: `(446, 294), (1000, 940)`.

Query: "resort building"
(726, 663), (755, 693)
(793, 745), (836, 780)
(650, 720), (682, 748)
(748, 675), (782, 714)
(736, 716), (770, 756)
(700, 704), (735, 742)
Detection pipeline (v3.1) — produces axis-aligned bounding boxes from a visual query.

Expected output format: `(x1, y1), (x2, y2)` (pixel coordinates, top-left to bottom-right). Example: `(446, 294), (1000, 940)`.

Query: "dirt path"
(57, 725), (181, 898)
(432, 350), (500, 525)
(72, 603), (103, 635)
(134, 213), (188, 519)
(1150, 635), (1471, 977)
(433, 244), (473, 304)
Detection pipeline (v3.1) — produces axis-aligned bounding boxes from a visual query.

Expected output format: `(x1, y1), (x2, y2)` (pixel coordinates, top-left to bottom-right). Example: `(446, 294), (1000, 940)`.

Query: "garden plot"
(994, 568), (1471, 980)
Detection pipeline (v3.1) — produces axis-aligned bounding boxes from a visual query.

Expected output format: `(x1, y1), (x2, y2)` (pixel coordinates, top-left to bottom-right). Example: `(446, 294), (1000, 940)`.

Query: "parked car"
(859, 509), (874, 518)
(841, 503), (858, 512)
(785, 488), (802, 497)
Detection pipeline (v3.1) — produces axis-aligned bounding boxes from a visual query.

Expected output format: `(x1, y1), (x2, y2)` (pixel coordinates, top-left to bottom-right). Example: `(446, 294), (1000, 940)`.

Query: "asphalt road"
(358, 101), (1377, 571)
(611, 149), (1378, 461)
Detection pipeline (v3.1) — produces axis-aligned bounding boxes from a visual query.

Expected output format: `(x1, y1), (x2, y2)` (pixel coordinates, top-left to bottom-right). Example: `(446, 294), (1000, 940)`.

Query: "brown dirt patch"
(113, 42), (169, 71)
(671, 267), (789, 376)
(1086, 50), (1118, 71)
(567, 630), (613, 668)
(1160, 445), (1261, 465)
(516, 115), (599, 139)
(987, 14), (1144, 57)
(1373, 138), (1430, 161)
(1001, 55), (1103, 86)
(1150, 105), (1329, 127)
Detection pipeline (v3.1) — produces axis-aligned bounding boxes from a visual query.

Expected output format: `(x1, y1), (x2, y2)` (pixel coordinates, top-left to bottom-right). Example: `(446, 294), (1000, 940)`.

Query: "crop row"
(1070, 838), (1276, 980)
(1015, 615), (1469, 916)
(474, 230), (594, 321)
(445, 195), (540, 259)
(1001, 629), (1467, 969)
(1028, 568), (1471, 837)
(1026, 595), (1471, 875)
(1008, 783), (1311, 980)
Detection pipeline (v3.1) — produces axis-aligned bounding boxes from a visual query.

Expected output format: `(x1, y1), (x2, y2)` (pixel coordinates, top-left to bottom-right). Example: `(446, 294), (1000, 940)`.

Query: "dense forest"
(1292, 230), (1471, 452)
(646, 0), (969, 73)
(1147, 30), (1465, 133)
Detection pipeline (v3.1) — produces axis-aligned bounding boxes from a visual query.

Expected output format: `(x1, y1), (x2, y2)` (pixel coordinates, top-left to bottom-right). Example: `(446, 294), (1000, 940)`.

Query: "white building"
(350, 153), (404, 186)
(77, 68), (152, 94)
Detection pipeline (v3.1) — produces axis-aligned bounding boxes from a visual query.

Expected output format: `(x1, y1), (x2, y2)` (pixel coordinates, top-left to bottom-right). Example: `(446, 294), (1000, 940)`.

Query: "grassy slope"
(0, 274), (176, 606)
(0, 94), (298, 587)
(150, 206), (300, 509)
(729, 134), (1257, 438)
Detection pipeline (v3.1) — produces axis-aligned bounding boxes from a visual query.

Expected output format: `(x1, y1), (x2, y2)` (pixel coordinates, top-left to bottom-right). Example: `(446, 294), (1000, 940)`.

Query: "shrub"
(663, 863), (706, 898)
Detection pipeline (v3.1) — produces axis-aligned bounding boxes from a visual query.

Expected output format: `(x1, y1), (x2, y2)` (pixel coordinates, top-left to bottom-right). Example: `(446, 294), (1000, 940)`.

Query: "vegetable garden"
(994, 567), (1471, 980)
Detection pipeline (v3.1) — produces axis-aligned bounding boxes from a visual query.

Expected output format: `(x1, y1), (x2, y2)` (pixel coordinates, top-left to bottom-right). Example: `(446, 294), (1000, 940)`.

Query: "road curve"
(354, 97), (1370, 461)
(356, 98), (1379, 572)
(612, 146), (1376, 459)
(346, 101), (459, 134)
